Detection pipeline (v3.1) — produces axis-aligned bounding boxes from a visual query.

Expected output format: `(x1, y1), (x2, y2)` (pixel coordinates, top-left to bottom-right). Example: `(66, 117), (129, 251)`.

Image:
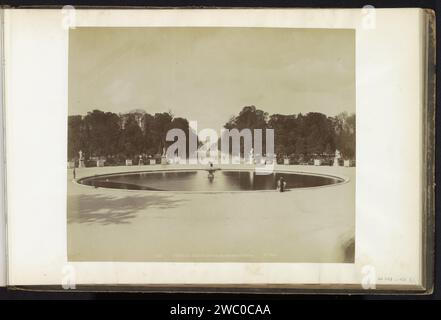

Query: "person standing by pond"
(277, 176), (286, 192)
(73, 166), (76, 180)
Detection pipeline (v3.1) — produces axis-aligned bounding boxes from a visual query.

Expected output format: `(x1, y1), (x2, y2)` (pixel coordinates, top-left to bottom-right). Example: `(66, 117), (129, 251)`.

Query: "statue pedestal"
(79, 160), (85, 168)
(161, 156), (167, 165)
(314, 159), (321, 166)
(125, 159), (132, 166)
(333, 158), (340, 167)
(283, 158), (290, 165)
(344, 160), (350, 167)
(149, 159), (156, 165)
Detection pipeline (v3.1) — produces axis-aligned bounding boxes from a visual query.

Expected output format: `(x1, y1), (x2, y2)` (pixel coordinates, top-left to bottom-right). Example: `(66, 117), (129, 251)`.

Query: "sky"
(69, 27), (355, 131)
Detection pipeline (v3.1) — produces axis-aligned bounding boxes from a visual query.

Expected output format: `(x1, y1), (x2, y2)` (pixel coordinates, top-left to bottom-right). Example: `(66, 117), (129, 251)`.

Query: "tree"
(142, 113), (157, 155)
(268, 114), (297, 156)
(334, 112), (356, 159)
(68, 115), (83, 160)
(224, 106), (268, 155)
(224, 105), (268, 130)
(151, 112), (173, 154)
(303, 112), (334, 155)
(81, 110), (122, 159)
(120, 114), (144, 158)
(169, 117), (190, 156)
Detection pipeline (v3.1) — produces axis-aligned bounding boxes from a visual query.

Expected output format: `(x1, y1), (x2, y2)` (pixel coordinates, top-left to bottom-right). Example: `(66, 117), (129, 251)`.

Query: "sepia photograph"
(67, 27), (356, 263)
(2, 6), (435, 296)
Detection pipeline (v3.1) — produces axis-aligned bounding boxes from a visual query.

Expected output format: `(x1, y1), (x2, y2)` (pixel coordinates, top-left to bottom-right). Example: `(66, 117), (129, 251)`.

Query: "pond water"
(78, 170), (343, 192)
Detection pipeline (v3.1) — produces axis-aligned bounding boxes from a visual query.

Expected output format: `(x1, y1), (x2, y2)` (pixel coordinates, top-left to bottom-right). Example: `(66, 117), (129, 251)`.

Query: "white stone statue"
(78, 150), (85, 168)
(248, 147), (255, 164)
(333, 149), (341, 167)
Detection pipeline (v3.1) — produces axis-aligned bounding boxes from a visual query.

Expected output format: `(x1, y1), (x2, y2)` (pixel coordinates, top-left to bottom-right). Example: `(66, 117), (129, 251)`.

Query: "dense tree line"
(68, 109), (189, 163)
(68, 107), (355, 164)
(224, 106), (355, 161)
